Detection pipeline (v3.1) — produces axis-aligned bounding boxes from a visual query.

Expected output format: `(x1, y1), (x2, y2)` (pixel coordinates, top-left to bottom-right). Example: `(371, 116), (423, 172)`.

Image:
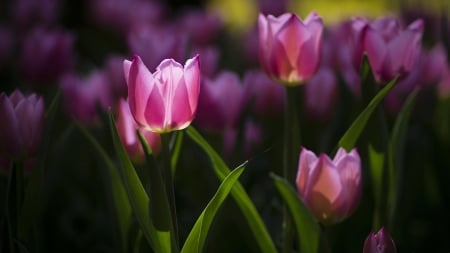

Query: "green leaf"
(181, 165), (246, 253)
(76, 122), (131, 252)
(271, 173), (320, 253)
(336, 76), (398, 152)
(109, 111), (172, 253)
(170, 131), (184, 175)
(387, 88), (419, 226)
(186, 126), (277, 253)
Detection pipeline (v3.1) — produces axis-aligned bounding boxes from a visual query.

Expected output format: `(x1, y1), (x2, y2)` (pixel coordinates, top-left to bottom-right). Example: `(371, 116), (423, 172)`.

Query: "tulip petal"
(296, 148), (319, 198)
(335, 151), (361, 215)
(183, 55), (201, 115)
(364, 28), (388, 80)
(171, 78), (193, 130)
(144, 79), (166, 132)
(127, 55), (154, 127)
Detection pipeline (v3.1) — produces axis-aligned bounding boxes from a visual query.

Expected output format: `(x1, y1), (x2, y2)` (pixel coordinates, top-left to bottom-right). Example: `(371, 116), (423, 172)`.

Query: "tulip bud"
(296, 147), (362, 224)
(363, 227), (397, 253)
(123, 55), (201, 133)
(258, 12), (323, 85)
(195, 71), (243, 132)
(0, 90), (45, 161)
(117, 99), (161, 161)
(359, 17), (424, 83)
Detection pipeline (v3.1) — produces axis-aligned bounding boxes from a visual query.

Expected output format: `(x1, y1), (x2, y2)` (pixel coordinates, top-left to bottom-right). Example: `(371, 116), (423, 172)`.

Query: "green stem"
(283, 86), (302, 253)
(161, 133), (179, 247)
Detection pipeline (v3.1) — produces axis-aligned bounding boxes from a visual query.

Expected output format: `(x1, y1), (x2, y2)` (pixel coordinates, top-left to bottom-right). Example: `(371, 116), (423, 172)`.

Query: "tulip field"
(1, 0), (450, 252)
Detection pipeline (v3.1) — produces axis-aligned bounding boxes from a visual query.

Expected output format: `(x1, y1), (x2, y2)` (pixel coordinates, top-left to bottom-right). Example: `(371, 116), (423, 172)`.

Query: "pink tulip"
(358, 17), (424, 83)
(117, 99), (161, 160)
(124, 55), (201, 133)
(296, 147), (362, 224)
(195, 71), (243, 132)
(0, 90), (45, 160)
(363, 227), (397, 253)
(258, 12), (323, 85)
(304, 67), (337, 121)
(60, 70), (114, 124)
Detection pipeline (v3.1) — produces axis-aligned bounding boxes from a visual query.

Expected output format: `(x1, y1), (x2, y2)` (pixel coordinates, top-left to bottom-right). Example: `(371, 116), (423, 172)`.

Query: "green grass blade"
(186, 126), (277, 253)
(76, 122), (131, 252)
(108, 111), (171, 253)
(181, 165), (246, 253)
(337, 76), (398, 151)
(271, 173), (320, 253)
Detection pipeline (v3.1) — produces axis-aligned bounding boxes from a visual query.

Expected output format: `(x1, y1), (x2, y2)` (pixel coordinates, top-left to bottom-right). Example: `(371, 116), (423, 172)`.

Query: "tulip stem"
(282, 86), (302, 253)
(161, 133), (179, 247)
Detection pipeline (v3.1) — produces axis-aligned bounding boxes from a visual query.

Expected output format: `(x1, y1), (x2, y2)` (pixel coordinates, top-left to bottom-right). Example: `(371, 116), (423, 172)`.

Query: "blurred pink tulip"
(258, 12), (323, 85)
(363, 227), (397, 253)
(124, 55), (201, 133)
(19, 27), (75, 84)
(195, 71), (243, 132)
(304, 67), (338, 121)
(178, 9), (222, 46)
(0, 90), (45, 160)
(60, 70), (114, 124)
(358, 17), (424, 83)
(243, 69), (285, 119)
(117, 99), (161, 160)
(296, 147), (362, 224)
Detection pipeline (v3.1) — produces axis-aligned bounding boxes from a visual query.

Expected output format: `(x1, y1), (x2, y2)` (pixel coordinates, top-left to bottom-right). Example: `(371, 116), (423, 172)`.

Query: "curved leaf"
(181, 165), (245, 253)
(109, 111), (172, 253)
(271, 173), (320, 253)
(186, 126), (277, 253)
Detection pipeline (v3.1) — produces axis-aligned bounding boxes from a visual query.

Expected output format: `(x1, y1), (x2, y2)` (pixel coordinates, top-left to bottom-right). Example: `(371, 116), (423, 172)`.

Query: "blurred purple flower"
(117, 98), (161, 161)
(0, 90), (45, 160)
(11, 0), (59, 30)
(123, 55), (201, 133)
(177, 9), (223, 46)
(358, 16), (424, 83)
(19, 27), (75, 85)
(60, 71), (114, 124)
(304, 66), (338, 121)
(258, 12), (323, 85)
(223, 119), (262, 159)
(104, 55), (129, 99)
(127, 25), (187, 72)
(363, 227), (397, 253)
(296, 147), (362, 224)
(89, 0), (166, 34)
(190, 46), (220, 78)
(195, 71), (244, 132)
(257, 0), (288, 16)
(243, 69), (285, 119)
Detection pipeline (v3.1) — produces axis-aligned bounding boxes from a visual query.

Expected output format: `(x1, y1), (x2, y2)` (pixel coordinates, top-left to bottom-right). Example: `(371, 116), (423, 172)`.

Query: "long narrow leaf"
(181, 165), (246, 253)
(337, 76), (398, 151)
(271, 173), (320, 253)
(76, 122), (131, 252)
(109, 111), (171, 253)
(186, 126), (277, 253)
(387, 88), (419, 226)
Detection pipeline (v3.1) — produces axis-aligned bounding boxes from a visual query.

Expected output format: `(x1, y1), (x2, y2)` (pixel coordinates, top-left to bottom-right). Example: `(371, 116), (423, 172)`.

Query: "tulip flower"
(195, 71), (243, 132)
(363, 227), (397, 253)
(296, 147), (362, 224)
(258, 12), (323, 85)
(358, 17), (424, 83)
(0, 90), (45, 160)
(304, 66), (337, 121)
(117, 99), (161, 161)
(124, 55), (201, 133)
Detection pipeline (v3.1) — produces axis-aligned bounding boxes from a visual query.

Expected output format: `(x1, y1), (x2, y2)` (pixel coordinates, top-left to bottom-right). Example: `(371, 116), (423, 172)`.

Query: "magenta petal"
(123, 60), (131, 86)
(364, 28), (388, 79)
(334, 151), (361, 215)
(276, 15), (309, 70)
(127, 55), (154, 127)
(144, 80), (166, 132)
(296, 147), (319, 198)
(171, 79), (193, 130)
(183, 55), (201, 114)
(117, 98), (138, 148)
